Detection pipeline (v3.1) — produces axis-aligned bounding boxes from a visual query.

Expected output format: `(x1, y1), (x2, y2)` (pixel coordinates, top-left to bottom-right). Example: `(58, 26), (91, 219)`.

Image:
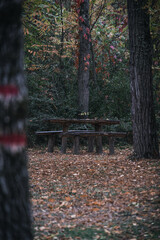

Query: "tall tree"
(77, 0), (90, 117)
(0, 0), (33, 239)
(127, 0), (159, 158)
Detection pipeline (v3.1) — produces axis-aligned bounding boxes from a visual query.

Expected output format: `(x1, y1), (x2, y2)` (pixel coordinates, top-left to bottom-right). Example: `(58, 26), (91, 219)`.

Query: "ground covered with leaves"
(28, 147), (160, 240)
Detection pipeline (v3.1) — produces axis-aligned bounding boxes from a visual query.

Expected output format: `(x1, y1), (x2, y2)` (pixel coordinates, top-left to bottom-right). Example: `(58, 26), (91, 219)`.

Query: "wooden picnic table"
(44, 118), (120, 153)
(45, 118), (120, 125)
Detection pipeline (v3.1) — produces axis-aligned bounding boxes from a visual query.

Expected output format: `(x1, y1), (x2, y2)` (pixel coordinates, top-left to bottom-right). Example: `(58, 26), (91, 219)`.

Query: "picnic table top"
(44, 118), (120, 125)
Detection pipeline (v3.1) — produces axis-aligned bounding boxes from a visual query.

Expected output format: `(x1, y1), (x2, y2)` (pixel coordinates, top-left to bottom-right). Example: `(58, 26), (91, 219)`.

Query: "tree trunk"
(77, 0), (90, 117)
(90, 39), (97, 85)
(58, 0), (66, 95)
(0, 1), (33, 239)
(127, 0), (159, 158)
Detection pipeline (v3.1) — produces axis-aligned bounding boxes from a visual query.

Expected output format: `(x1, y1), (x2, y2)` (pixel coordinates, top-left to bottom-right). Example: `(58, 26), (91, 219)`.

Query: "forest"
(0, 0), (160, 239)
(23, 0), (160, 148)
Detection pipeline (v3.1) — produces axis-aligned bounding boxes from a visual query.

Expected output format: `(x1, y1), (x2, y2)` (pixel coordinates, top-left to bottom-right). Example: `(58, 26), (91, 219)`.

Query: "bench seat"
(35, 130), (94, 152)
(36, 130), (126, 155)
(35, 130), (63, 135)
(60, 131), (127, 154)
(60, 131), (126, 137)
(36, 130), (62, 152)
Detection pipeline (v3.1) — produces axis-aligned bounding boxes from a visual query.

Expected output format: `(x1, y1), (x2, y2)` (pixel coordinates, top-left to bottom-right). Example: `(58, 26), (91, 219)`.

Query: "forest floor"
(28, 146), (160, 240)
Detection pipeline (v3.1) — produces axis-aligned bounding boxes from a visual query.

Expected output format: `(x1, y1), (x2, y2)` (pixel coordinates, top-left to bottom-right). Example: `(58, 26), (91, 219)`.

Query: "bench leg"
(95, 124), (103, 154)
(61, 136), (67, 154)
(88, 137), (94, 152)
(73, 136), (80, 154)
(96, 137), (103, 154)
(109, 137), (115, 155)
(61, 124), (69, 154)
(48, 136), (55, 153)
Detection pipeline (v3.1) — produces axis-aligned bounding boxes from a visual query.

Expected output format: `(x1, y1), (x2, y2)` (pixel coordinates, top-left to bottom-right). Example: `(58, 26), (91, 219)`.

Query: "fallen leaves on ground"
(28, 147), (160, 240)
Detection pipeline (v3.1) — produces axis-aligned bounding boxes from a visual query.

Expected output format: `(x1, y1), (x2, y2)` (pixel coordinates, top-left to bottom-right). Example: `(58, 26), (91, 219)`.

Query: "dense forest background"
(23, 0), (160, 146)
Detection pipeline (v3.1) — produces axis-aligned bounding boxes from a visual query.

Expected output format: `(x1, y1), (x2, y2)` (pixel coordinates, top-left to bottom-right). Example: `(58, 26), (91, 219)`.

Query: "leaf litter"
(28, 147), (160, 239)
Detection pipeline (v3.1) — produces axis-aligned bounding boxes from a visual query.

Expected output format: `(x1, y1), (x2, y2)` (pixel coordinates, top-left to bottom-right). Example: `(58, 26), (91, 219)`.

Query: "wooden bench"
(35, 130), (63, 152)
(60, 131), (127, 155)
(35, 130), (94, 153)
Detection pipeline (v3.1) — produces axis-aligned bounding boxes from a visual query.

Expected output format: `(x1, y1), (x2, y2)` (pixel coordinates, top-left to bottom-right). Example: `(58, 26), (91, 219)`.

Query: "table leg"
(95, 124), (103, 154)
(109, 137), (115, 155)
(48, 135), (55, 153)
(73, 136), (80, 154)
(61, 124), (68, 154)
(88, 136), (94, 152)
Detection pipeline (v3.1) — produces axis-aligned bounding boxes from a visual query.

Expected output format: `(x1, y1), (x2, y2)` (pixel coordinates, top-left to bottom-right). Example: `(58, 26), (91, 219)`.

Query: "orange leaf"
(80, 194), (88, 198)
(48, 198), (55, 203)
(87, 200), (105, 206)
(91, 208), (99, 211)
(65, 196), (71, 201)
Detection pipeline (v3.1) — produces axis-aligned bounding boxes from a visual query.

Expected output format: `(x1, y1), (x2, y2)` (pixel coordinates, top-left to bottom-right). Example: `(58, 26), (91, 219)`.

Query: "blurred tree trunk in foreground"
(0, 1), (33, 239)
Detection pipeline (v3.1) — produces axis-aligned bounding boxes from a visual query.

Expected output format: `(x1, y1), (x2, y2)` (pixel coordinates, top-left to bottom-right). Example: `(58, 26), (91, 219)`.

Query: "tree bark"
(77, 0), (90, 117)
(90, 39), (97, 85)
(0, 1), (33, 239)
(127, 0), (159, 158)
